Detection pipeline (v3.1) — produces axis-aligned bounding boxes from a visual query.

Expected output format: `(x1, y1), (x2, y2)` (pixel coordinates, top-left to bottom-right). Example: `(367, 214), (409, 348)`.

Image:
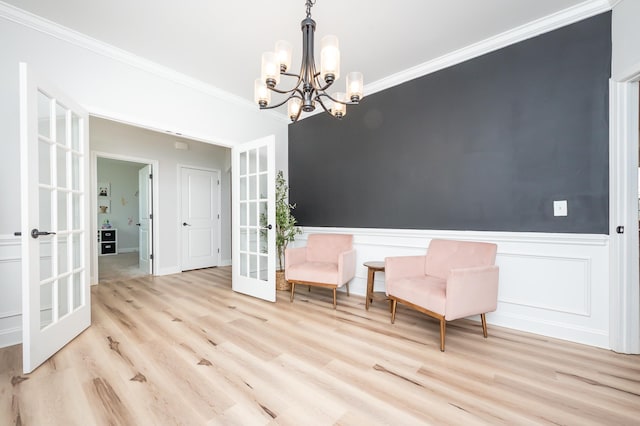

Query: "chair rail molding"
(296, 227), (610, 349)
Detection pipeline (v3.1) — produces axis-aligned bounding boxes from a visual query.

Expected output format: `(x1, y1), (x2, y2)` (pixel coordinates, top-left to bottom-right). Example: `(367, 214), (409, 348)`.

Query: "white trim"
(0, 1), (288, 124)
(156, 266), (181, 276)
(297, 227), (610, 348)
(92, 151), (159, 284)
(364, 0), (612, 98)
(220, 259), (232, 267)
(298, 226), (608, 247)
(608, 80), (640, 353)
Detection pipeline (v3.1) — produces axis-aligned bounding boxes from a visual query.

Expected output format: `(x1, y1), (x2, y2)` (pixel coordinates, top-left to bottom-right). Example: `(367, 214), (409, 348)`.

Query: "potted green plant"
(262, 170), (302, 290)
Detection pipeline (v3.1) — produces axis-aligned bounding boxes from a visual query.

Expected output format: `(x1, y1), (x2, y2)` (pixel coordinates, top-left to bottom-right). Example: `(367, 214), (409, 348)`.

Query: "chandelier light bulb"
(261, 51), (280, 88)
(346, 72), (364, 103)
(332, 92), (347, 118)
(287, 98), (302, 121)
(275, 40), (293, 73)
(254, 78), (271, 107)
(320, 35), (340, 83)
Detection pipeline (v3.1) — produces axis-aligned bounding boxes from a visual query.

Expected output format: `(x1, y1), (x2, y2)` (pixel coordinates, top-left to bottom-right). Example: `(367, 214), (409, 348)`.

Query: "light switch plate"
(553, 200), (568, 217)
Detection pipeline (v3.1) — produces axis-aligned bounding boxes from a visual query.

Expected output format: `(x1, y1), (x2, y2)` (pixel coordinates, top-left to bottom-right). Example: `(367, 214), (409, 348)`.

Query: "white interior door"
(138, 164), (152, 274)
(232, 135), (276, 302)
(181, 167), (220, 270)
(19, 63), (91, 374)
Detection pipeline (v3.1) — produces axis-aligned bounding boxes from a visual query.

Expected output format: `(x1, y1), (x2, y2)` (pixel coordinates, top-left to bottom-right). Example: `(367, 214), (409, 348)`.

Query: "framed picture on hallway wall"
(98, 182), (110, 198)
(98, 199), (110, 214)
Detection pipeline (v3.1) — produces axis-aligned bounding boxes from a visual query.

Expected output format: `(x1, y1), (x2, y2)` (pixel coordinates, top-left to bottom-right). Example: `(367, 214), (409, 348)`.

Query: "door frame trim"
(177, 164), (222, 271)
(609, 78), (640, 353)
(91, 151), (159, 284)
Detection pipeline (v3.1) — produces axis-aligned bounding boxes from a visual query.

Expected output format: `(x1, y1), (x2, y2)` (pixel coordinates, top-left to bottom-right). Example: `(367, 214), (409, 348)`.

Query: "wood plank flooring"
(1, 266), (639, 425)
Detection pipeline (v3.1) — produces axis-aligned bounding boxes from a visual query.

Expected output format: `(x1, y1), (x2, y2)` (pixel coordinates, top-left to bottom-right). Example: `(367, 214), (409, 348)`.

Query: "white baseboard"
(156, 266), (182, 276)
(0, 326), (21, 349)
(220, 259), (232, 267)
(298, 227), (610, 349)
(118, 248), (139, 253)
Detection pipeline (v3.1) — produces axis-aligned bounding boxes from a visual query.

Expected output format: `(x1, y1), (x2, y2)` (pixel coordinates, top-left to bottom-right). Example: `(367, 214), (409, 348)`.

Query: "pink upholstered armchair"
(385, 239), (499, 351)
(285, 234), (356, 309)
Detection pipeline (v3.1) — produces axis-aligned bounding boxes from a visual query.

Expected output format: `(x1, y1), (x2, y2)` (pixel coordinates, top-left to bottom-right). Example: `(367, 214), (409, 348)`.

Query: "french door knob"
(31, 228), (56, 239)
(262, 224), (273, 230)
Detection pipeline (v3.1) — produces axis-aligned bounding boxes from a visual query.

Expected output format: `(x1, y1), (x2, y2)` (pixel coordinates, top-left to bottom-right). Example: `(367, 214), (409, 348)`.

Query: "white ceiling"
(6, 0), (597, 105)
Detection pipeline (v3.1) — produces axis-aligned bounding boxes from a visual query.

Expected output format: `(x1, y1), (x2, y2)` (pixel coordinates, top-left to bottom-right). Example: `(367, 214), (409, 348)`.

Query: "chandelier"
(254, 0), (364, 122)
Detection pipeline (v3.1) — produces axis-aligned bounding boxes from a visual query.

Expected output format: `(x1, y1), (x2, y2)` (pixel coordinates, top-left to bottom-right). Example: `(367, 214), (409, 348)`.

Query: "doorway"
(94, 155), (156, 282)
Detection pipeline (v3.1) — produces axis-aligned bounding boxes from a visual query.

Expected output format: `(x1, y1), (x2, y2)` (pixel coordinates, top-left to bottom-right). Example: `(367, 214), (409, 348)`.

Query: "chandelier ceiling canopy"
(254, 0), (364, 122)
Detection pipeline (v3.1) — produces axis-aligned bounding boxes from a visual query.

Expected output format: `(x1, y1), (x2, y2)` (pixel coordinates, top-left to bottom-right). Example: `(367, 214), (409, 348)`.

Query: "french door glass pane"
(240, 151), (247, 175)
(56, 147), (67, 189)
(57, 191), (68, 231)
(71, 113), (80, 151)
(39, 140), (51, 186)
(40, 242), (52, 281)
(72, 233), (81, 269)
(258, 146), (267, 172)
(37, 91), (51, 139)
(249, 149), (256, 173)
(72, 194), (81, 229)
(58, 236), (68, 275)
(55, 103), (67, 146)
(39, 187), (52, 232)
(71, 154), (80, 190)
(58, 275), (69, 318)
(72, 272), (82, 310)
(40, 281), (53, 330)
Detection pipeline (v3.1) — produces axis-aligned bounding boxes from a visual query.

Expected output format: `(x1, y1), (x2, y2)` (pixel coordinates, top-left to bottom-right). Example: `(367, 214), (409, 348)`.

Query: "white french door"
(19, 63), (91, 374)
(138, 164), (153, 274)
(232, 136), (276, 302)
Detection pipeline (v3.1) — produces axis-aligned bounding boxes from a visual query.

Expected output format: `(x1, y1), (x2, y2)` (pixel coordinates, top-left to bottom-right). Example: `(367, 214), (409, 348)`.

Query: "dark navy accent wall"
(288, 13), (611, 234)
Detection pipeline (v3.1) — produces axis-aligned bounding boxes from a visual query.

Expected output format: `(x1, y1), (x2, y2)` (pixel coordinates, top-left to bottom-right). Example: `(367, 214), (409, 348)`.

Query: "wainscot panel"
(292, 227), (610, 349)
(0, 235), (22, 348)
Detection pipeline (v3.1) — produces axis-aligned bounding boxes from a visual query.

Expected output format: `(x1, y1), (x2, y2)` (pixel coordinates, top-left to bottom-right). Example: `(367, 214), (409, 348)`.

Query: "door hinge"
(150, 253), (154, 260)
(218, 248), (220, 253)
(217, 179), (220, 185)
(217, 214), (220, 219)
(149, 214), (153, 219)
(149, 174), (153, 179)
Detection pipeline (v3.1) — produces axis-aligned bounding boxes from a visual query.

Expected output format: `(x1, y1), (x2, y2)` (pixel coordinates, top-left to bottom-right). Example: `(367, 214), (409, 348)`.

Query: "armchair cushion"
(387, 276), (447, 314)
(306, 234), (353, 264)
(425, 239), (497, 280)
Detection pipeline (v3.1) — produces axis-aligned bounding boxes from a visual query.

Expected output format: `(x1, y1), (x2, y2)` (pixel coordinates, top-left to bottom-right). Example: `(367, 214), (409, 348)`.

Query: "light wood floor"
(98, 252), (147, 282)
(1, 267), (639, 425)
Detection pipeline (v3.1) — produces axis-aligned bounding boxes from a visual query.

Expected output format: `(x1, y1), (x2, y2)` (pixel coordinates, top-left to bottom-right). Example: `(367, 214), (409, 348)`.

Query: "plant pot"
(276, 270), (290, 291)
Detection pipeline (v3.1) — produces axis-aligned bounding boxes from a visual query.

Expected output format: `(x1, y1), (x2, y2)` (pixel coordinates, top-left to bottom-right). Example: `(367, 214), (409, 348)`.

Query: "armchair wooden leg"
(390, 299), (397, 323)
(290, 283), (296, 302)
(440, 319), (446, 352)
(332, 288), (337, 309)
(345, 282), (350, 297)
(481, 313), (488, 338)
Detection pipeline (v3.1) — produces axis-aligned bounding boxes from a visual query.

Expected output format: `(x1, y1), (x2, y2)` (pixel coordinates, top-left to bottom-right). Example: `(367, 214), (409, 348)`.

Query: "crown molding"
(0, 1), (289, 124)
(365, 0), (614, 98)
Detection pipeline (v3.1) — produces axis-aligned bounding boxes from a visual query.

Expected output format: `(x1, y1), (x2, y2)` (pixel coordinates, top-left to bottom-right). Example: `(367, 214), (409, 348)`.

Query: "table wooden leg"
(365, 267), (375, 310)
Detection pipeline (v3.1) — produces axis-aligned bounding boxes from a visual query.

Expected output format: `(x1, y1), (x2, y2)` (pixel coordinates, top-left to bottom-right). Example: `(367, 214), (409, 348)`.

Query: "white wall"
(97, 158), (144, 252)
(91, 117), (232, 275)
(612, 0), (640, 80)
(0, 11), (288, 348)
(295, 227), (610, 349)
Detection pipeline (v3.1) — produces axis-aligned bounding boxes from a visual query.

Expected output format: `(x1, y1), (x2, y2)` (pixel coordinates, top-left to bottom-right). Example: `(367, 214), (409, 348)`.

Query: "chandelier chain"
(305, 0), (316, 18)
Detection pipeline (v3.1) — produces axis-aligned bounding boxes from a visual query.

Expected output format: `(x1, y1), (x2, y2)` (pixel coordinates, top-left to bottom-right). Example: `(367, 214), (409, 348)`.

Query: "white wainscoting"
(0, 234), (22, 348)
(295, 227), (610, 349)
